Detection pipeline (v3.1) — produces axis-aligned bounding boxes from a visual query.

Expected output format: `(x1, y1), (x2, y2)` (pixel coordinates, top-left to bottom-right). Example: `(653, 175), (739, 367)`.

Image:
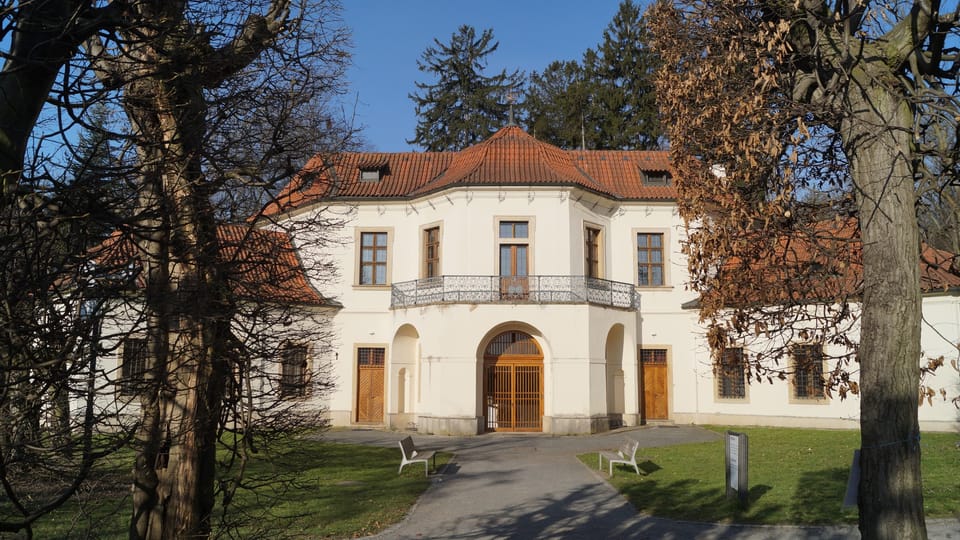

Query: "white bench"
(398, 435), (436, 476)
(598, 439), (643, 476)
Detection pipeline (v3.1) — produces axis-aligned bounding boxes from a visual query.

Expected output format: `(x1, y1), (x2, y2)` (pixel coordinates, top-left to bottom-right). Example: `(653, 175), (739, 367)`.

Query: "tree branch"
(201, 0), (291, 87)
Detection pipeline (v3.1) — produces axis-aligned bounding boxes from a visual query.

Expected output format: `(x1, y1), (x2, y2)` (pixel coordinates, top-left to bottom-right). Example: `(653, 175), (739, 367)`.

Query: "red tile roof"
(715, 217), (960, 307)
(261, 125), (676, 216)
(94, 225), (328, 306)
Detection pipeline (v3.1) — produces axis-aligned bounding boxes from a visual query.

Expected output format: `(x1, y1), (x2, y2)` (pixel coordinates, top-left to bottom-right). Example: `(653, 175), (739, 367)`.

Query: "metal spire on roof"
(506, 92), (517, 126)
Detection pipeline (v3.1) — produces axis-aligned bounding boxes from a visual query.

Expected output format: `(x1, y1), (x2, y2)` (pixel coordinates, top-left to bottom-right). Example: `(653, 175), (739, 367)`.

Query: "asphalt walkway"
(321, 426), (959, 539)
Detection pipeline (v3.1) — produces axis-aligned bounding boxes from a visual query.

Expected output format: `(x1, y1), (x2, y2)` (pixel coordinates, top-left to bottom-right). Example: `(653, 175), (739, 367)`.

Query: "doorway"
(483, 331), (543, 432)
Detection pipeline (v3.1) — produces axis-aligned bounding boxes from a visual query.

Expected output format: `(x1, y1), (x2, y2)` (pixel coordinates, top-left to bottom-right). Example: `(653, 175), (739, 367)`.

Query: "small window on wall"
(358, 347), (385, 366)
(792, 344), (824, 400)
(717, 347), (746, 399)
(424, 226), (440, 278)
(120, 337), (148, 395)
(280, 344), (309, 398)
(585, 226), (602, 278)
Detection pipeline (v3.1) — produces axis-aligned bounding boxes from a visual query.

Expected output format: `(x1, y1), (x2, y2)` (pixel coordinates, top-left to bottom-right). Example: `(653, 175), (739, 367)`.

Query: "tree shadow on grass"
(790, 467), (858, 524)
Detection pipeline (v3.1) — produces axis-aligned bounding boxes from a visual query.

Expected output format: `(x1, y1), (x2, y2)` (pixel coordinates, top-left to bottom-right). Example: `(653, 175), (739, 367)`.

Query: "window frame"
(119, 336), (149, 396)
(791, 343), (828, 403)
(716, 346), (748, 401)
(642, 171), (672, 187)
(632, 228), (671, 288)
(354, 227), (393, 287)
(494, 217), (535, 276)
(279, 343), (311, 399)
(584, 223), (604, 279)
(421, 223), (442, 279)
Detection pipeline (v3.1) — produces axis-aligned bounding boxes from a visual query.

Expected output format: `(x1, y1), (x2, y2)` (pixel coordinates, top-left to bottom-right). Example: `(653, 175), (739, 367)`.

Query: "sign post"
(725, 431), (749, 505)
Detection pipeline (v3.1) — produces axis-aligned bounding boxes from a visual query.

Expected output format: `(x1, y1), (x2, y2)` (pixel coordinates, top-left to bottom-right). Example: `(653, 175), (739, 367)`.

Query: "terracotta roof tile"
(262, 126), (676, 216)
(93, 225), (328, 306)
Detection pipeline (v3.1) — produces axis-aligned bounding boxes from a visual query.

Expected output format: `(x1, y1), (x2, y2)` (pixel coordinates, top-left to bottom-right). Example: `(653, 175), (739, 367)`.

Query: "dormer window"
(642, 171), (672, 186)
(358, 159), (389, 182)
(360, 168), (383, 182)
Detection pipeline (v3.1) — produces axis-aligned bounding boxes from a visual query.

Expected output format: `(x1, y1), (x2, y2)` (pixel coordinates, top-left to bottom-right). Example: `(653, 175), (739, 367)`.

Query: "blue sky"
(340, 1), (635, 152)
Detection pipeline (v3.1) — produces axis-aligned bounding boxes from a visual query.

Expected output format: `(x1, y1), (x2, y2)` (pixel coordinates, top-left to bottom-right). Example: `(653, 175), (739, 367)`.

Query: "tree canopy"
(524, 0), (661, 150)
(650, 1), (960, 538)
(408, 25), (524, 151)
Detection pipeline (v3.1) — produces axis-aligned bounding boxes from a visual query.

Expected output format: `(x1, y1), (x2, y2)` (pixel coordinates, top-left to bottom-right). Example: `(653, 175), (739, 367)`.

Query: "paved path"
(321, 427), (959, 539)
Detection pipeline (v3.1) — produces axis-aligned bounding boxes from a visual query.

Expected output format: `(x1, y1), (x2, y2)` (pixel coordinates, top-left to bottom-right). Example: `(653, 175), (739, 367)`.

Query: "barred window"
(718, 347), (746, 399)
(793, 344), (824, 399)
(280, 345), (309, 398)
(120, 337), (148, 395)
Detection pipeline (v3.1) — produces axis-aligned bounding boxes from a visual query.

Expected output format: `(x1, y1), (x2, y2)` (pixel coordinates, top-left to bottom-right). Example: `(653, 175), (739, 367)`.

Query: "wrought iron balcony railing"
(390, 275), (639, 310)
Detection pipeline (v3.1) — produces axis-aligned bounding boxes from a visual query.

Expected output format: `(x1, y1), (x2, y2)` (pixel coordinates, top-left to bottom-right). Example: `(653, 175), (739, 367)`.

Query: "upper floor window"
(120, 337), (148, 395)
(499, 221), (528, 239)
(792, 344), (824, 400)
(637, 232), (664, 286)
(585, 226), (602, 278)
(498, 220), (529, 279)
(717, 346), (746, 399)
(642, 171), (672, 186)
(280, 344), (309, 398)
(359, 231), (389, 285)
(424, 226), (440, 278)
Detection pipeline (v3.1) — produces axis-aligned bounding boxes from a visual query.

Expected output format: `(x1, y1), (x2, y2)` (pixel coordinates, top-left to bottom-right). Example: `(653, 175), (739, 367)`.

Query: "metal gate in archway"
(483, 331), (543, 432)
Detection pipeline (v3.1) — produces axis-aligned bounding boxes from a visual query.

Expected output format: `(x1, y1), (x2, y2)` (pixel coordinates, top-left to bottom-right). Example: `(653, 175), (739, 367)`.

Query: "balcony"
(390, 275), (639, 310)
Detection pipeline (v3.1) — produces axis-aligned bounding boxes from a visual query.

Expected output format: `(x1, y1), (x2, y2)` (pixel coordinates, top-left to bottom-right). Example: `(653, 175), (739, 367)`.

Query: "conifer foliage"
(408, 25), (524, 151)
(524, 0), (661, 150)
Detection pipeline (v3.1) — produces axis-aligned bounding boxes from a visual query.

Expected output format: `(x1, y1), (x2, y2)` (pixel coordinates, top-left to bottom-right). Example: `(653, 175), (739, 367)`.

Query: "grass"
(4, 436), (450, 539)
(580, 426), (960, 525)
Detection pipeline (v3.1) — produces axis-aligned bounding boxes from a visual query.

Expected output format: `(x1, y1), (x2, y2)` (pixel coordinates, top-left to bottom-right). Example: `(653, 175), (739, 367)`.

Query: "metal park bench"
(398, 435), (436, 476)
(598, 439), (644, 476)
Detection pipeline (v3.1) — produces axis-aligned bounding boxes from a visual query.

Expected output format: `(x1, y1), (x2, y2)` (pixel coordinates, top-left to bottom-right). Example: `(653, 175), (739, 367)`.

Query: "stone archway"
(482, 330), (543, 432)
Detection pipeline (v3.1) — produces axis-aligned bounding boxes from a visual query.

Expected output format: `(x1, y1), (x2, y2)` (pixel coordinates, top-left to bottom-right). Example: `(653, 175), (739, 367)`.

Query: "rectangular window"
(120, 337), (148, 395)
(280, 344), (309, 398)
(585, 226), (601, 278)
(641, 349), (668, 364)
(359, 231), (388, 285)
(717, 347), (746, 399)
(424, 226), (440, 278)
(793, 344), (824, 399)
(637, 233), (664, 286)
(642, 171), (672, 186)
(358, 347), (385, 366)
(499, 221), (528, 239)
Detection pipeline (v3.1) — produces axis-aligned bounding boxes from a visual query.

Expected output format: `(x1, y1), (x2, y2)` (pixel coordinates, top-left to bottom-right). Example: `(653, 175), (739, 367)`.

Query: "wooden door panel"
(357, 365), (384, 423)
(641, 349), (669, 421)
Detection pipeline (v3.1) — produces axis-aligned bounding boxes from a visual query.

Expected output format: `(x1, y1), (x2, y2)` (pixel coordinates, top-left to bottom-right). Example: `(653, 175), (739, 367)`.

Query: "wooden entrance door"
(357, 347), (385, 423)
(483, 331), (543, 432)
(641, 349), (668, 421)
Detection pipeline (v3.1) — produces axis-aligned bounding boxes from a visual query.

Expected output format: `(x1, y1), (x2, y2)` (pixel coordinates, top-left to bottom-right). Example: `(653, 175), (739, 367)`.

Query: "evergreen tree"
(524, 1), (661, 150)
(60, 103), (133, 248)
(408, 25), (524, 151)
(588, 0), (661, 150)
(524, 60), (593, 150)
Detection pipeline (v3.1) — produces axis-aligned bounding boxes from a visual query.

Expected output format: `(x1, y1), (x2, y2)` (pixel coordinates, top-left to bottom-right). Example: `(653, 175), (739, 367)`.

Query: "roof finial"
(506, 92), (517, 126)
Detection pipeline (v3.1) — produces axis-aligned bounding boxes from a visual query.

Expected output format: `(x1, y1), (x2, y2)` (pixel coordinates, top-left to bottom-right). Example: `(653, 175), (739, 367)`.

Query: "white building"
(251, 125), (959, 435)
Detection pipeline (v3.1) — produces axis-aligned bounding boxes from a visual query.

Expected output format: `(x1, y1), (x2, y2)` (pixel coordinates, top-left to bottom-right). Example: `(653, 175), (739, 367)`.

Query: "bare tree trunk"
(844, 86), (927, 540)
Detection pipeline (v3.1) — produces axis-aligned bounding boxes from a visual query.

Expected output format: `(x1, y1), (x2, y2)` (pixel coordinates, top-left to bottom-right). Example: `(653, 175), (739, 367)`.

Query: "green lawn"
(581, 426), (960, 525)
(5, 437), (450, 539)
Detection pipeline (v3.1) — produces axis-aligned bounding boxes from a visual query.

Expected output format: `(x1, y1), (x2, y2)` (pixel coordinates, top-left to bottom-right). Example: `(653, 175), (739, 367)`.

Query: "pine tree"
(522, 1), (661, 150)
(524, 60), (593, 150)
(588, 0), (661, 150)
(408, 25), (524, 151)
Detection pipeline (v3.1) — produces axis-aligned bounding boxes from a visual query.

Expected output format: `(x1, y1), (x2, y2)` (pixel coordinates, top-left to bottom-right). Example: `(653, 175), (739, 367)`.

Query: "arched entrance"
(483, 331), (543, 432)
